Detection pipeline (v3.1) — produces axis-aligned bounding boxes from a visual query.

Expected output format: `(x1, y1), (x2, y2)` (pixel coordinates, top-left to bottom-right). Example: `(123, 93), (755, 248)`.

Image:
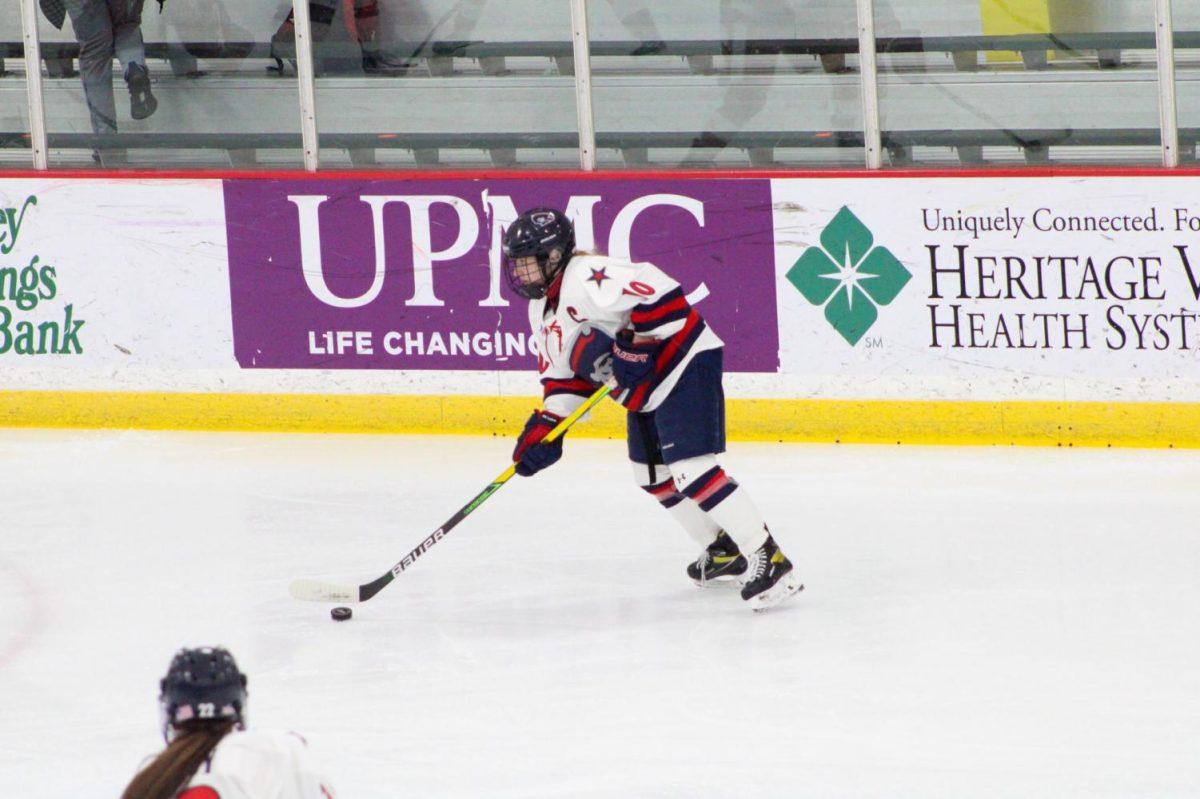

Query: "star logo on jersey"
(785, 206), (911, 345)
(587, 267), (610, 287)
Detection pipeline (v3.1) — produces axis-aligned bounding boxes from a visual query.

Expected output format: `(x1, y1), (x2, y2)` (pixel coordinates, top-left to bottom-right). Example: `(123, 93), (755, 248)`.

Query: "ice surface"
(1, 430), (1197, 798)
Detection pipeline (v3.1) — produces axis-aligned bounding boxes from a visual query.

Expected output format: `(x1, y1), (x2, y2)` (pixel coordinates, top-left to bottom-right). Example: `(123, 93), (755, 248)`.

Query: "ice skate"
(687, 530), (747, 586)
(740, 535), (803, 611)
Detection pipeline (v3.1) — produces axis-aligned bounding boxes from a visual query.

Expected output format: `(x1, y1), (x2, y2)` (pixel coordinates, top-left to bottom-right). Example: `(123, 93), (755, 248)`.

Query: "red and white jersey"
(174, 729), (335, 799)
(530, 254), (722, 415)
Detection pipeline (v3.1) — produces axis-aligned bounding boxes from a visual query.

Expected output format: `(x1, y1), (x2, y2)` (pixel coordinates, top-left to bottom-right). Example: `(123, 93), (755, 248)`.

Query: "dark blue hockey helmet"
(502, 207), (576, 299)
(159, 647), (248, 740)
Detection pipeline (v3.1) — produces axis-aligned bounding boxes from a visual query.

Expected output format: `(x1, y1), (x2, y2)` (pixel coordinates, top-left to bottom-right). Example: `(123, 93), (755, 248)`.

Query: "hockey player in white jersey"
(503, 207), (803, 610)
(122, 647), (335, 799)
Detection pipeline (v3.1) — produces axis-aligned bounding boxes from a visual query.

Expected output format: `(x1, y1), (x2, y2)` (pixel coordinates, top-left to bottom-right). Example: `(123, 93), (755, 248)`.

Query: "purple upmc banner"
(223, 178), (780, 372)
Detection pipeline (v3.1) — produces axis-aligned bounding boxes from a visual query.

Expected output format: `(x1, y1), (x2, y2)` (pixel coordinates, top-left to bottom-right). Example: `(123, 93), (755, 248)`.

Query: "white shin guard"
(669, 454), (770, 556)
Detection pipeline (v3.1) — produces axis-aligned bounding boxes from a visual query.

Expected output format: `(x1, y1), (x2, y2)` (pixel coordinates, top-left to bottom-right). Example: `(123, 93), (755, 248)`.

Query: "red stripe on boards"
(3, 165), (1199, 181)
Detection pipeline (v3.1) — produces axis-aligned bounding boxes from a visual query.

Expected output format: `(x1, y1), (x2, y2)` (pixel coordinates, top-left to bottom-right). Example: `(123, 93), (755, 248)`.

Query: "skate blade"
(748, 572), (804, 612)
(691, 573), (745, 588)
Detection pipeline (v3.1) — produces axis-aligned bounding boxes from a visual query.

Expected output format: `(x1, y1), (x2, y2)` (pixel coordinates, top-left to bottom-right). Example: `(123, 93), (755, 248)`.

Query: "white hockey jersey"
(530, 254), (723, 415)
(173, 729), (335, 799)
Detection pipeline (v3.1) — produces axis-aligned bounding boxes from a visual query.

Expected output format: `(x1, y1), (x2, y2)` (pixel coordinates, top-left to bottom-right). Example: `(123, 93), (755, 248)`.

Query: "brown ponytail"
(121, 720), (235, 799)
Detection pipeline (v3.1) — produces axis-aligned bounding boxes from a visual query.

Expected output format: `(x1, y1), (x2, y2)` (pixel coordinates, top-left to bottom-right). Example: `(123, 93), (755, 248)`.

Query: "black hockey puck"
(330, 606), (353, 621)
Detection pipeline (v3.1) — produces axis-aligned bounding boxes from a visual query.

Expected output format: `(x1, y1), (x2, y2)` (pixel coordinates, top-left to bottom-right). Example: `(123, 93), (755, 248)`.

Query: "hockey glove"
(512, 410), (565, 477)
(611, 332), (660, 391)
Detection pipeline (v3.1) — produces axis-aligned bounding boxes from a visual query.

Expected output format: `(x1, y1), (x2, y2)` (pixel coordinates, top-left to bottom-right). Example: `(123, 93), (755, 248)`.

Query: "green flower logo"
(786, 206), (911, 345)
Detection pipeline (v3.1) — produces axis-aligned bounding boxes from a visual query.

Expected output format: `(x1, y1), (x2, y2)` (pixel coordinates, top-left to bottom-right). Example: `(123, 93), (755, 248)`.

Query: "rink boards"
(2, 169), (1200, 447)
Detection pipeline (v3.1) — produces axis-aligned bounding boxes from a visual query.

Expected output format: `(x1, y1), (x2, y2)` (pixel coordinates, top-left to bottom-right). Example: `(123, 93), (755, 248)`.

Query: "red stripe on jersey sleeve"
(570, 330), (597, 374)
(654, 310), (701, 372)
(625, 381), (653, 412)
(542, 377), (594, 398)
(630, 294), (688, 326)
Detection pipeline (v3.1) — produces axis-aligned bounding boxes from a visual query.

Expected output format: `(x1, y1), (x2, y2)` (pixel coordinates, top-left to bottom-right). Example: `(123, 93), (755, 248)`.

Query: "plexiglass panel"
(1174, 2), (1200, 163)
(0, 0), (32, 167)
(35, 0), (304, 168)
(589, 1), (864, 169)
(312, 1), (579, 169)
(874, 0), (1161, 167)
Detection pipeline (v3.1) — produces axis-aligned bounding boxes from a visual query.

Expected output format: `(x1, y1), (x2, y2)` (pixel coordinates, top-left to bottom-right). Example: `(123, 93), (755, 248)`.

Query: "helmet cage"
(501, 208), (575, 300)
(503, 248), (562, 300)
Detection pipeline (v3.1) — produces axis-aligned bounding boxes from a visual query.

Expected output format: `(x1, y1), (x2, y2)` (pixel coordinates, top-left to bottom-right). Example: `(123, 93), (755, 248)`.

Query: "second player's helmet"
(159, 646), (248, 739)
(502, 207), (576, 300)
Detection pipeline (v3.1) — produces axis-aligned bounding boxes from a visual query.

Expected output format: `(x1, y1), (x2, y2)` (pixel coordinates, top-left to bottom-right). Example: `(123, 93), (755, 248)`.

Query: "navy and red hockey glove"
(611, 332), (660, 391)
(512, 410), (565, 477)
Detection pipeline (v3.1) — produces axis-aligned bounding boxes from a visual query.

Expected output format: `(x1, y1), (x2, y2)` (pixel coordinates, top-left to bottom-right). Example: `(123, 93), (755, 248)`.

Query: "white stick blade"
(289, 579), (357, 603)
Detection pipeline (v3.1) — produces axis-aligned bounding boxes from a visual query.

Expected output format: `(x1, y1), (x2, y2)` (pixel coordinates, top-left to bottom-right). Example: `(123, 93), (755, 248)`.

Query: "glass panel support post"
(291, 0), (320, 171)
(19, 0), (48, 169)
(1156, 0), (1180, 167)
(856, 0), (882, 169)
(570, 0), (597, 171)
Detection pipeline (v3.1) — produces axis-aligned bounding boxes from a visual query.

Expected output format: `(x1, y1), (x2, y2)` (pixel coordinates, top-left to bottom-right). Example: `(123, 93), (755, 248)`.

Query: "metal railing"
(9, 0), (1186, 171)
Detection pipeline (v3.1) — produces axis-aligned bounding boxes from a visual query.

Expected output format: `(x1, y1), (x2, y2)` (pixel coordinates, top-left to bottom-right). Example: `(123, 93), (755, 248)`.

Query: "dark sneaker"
(740, 535), (803, 612)
(125, 63), (157, 120)
(362, 53), (414, 75)
(687, 531), (747, 586)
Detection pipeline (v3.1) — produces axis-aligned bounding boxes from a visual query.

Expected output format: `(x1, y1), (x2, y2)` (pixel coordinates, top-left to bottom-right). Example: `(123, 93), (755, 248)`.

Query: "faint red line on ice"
(0, 557), (46, 671)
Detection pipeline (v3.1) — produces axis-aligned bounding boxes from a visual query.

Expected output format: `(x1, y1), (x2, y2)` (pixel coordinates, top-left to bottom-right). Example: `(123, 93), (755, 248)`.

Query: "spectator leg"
(885, 143), (912, 166)
(110, 0), (147, 73)
(166, 43), (202, 77)
(65, 0), (119, 136)
(44, 56), (80, 78)
(1023, 143), (1050, 165)
(819, 53), (846, 74)
(353, 0), (380, 71)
